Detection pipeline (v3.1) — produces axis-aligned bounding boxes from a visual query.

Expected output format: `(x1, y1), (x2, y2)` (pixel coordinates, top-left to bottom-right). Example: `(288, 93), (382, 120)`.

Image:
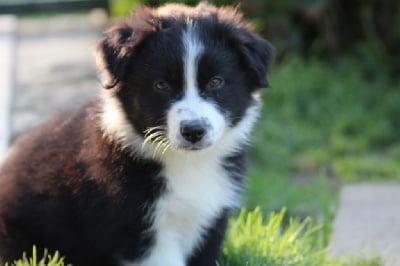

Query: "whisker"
(142, 126), (171, 156)
(155, 139), (166, 153)
(161, 142), (171, 154)
(143, 126), (166, 145)
(143, 126), (163, 134)
(144, 128), (162, 138)
(143, 132), (164, 144)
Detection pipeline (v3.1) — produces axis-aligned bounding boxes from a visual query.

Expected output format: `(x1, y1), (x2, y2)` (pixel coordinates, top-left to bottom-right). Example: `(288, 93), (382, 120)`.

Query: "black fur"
(0, 103), (165, 265)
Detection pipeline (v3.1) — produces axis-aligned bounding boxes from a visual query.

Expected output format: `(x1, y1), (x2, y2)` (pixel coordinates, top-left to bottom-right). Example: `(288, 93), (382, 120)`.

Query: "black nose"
(180, 120), (206, 144)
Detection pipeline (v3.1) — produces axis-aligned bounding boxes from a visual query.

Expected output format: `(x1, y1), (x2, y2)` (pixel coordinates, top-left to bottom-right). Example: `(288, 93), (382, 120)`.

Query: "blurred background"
(0, 0), (399, 264)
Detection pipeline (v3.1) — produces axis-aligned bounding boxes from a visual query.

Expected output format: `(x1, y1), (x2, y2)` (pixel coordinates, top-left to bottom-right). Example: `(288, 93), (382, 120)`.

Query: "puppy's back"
(0, 102), (99, 263)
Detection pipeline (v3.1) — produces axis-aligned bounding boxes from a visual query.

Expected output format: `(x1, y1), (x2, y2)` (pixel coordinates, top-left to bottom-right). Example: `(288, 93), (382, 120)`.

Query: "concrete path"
(12, 13), (106, 138)
(329, 183), (400, 266)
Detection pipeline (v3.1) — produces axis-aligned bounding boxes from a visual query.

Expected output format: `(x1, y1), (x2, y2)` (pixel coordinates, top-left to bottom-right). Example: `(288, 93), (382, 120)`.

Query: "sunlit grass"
(5, 246), (66, 266)
(220, 208), (328, 266)
(220, 208), (382, 266)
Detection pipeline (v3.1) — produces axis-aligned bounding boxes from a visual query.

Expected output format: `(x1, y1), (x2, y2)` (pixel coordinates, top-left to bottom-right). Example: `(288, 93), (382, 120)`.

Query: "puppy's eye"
(153, 80), (171, 92)
(207, 76), (224, 90)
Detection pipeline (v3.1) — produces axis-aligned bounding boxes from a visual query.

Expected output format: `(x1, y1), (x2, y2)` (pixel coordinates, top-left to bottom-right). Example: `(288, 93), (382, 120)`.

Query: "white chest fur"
(131, 151), (238, 266)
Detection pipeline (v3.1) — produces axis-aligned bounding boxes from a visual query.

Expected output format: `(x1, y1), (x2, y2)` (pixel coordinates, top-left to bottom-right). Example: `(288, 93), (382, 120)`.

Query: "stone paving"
(329, 184), (400, 266)
(11, 13), (107, 138)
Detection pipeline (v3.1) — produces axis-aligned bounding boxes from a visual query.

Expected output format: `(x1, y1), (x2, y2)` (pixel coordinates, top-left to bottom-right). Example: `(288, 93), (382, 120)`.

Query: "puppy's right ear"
(96, 7), (159, 89)
(96, 25), (135, 89)
(97, 25), (135, 89)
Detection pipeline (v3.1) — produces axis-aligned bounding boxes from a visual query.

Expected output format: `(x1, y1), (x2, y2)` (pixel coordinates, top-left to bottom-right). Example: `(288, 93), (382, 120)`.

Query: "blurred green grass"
(109, 0), (138, 16)
(246, 54), (400, 222)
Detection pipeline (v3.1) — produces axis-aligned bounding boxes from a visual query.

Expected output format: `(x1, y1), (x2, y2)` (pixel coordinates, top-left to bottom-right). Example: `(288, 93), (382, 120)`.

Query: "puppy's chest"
(161, 157), (236, 225)
(147, 156), (239, 264)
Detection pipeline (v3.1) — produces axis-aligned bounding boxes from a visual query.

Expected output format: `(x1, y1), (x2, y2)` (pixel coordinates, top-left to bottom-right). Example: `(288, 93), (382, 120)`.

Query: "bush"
(252, 55), (400, 179)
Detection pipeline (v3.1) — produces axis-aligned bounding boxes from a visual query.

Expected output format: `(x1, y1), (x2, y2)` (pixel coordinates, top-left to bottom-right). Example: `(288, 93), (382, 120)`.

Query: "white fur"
(100, 93), (165, 159)
(182, 21), (203, 95)
(100, 93), (145, 156)
(166, 92), (227, 150)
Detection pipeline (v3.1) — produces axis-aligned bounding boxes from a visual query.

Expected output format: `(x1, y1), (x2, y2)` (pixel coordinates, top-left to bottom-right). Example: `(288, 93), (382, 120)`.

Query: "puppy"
(0, 3), (274, 266)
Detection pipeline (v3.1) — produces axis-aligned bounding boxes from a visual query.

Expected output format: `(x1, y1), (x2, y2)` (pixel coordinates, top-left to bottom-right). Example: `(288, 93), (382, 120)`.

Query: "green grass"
(220, 208), (383, 266)
(220, 208), (328, 266)
(5, 246), (66, 266)
(246, 55), (400, 219)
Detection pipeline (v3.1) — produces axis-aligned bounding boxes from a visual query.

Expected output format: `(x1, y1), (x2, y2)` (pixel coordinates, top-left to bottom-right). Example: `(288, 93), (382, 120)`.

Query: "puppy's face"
(98, 4), (274, 153)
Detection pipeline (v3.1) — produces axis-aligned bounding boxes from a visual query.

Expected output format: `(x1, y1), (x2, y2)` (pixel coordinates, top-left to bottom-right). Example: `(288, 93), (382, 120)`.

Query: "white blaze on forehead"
(182, 21), (204, 94)
(164, 22), (227, 150)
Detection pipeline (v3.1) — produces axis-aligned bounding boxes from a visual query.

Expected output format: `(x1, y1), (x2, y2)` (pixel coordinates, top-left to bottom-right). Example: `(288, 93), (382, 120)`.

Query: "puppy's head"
(97, 3), (274, 155)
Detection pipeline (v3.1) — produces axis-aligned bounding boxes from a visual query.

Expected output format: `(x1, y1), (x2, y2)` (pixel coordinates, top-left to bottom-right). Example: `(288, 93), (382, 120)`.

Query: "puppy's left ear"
(96, 7), (159, 89)
(235, 29), (275, 90)
(96, 24), (136, 89)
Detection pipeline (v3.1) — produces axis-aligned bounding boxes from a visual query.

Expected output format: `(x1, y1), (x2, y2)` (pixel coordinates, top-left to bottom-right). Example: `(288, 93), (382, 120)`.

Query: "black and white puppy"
(0, 3), (274, 266)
